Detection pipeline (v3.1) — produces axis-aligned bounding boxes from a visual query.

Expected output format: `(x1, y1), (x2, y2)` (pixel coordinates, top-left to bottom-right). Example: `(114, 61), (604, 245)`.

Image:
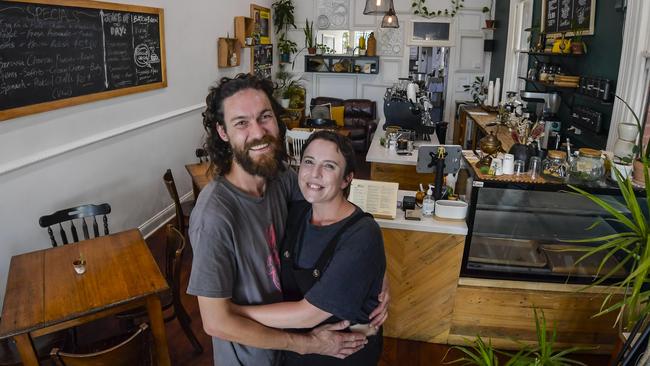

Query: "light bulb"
(376, 0), (381, 5)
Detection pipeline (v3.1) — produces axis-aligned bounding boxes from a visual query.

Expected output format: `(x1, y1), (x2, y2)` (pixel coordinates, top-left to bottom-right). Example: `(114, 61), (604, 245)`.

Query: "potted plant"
(482, 6), (495, 29)
(570, 22), (587, 54)
(443, 308), (586, 365)
(315, 43), (332, 55)
(463, 76), (486, 104)
(304, 19), (316, 55)
(568, 96), (650, 338)
(272, 0), (296, 35)
(278, 35), (297, 63)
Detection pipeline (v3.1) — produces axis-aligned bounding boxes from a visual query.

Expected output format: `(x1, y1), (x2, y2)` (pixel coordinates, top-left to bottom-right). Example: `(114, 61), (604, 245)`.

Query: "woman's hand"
(369, 272), (389, 328)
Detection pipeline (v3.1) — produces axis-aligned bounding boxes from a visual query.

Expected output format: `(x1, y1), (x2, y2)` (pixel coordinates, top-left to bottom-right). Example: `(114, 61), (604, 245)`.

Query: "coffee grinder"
(519, 91), (561, 149)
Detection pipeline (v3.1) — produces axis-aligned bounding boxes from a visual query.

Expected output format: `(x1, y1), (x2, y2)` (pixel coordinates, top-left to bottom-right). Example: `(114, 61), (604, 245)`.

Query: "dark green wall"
(488, 0), (511, 83)
(527, 0), (625, 149)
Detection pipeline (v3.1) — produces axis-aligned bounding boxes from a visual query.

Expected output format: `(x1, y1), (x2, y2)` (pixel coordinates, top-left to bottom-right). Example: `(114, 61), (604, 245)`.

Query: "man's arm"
(232, 298), (331, 329)
(197, 296), (366, 358)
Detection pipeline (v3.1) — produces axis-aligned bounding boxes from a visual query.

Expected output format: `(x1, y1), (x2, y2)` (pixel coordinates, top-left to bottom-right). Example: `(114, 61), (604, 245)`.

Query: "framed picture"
(252, 44), (273, 80)
(250, 4), (271, 45)
(406, 18), (455, 47)
(541, 0), (595, 36)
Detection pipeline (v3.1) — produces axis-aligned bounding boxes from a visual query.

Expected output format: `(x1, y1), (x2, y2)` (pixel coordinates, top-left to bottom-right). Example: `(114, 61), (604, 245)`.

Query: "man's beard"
(232, 135), (282, 178)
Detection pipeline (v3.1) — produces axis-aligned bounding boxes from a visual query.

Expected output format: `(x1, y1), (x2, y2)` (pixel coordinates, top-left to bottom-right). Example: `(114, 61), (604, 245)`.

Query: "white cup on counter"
(502, 154), (515, 175)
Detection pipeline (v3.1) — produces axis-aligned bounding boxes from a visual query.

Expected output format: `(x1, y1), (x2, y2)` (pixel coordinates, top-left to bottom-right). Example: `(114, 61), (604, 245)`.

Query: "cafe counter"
(375, 191), (467, 343)
(365, 122), (440, 191)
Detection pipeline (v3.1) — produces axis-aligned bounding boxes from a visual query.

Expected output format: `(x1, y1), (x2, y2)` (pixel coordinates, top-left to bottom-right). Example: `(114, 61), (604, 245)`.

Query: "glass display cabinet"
(461, 178), (637, 285)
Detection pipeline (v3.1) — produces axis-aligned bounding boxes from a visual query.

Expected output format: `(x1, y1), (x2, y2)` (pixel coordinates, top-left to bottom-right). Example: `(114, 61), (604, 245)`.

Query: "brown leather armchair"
(309, 97), (378, 152)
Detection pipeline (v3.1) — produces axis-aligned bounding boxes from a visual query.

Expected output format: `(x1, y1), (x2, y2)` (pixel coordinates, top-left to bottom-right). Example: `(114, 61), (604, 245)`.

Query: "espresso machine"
(383, 79), (439, 138)
(519, 91), (561, 149)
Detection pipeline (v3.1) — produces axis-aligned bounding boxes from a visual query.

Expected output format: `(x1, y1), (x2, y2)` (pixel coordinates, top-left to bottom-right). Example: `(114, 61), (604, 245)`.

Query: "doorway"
(409, 46), (449, 123)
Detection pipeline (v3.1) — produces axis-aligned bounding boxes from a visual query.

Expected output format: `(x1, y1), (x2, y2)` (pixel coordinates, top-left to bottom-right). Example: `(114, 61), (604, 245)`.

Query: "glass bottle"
(528, 61), (538, 80)
(538, 64), (548, 82)
(422, 185), (435, 216)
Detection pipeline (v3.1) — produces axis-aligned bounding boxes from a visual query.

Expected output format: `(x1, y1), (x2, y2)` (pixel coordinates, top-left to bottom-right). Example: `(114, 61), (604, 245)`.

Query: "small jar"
(569, 148), (604, 182)
(542, 150), (568, 179)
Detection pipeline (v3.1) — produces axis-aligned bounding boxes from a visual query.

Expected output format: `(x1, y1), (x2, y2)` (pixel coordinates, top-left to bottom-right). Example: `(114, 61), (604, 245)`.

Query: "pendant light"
(363, 0), (391, 15)
(381, 3), (399, 28)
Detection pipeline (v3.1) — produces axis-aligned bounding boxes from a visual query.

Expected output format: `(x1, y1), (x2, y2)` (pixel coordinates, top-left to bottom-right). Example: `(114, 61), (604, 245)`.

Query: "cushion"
(330, 106), (345, 127)
(310, 103), (331, 120)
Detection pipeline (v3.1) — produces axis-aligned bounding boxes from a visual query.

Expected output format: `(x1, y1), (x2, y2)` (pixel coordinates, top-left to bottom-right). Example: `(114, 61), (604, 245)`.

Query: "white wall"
(0, 0), (272, 304)
(288, 0), (491, 130)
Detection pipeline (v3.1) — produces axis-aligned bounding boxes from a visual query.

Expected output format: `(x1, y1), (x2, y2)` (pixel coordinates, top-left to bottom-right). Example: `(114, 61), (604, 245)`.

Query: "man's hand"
(369, 272), (390, 328)
(302, 320), (367, 359)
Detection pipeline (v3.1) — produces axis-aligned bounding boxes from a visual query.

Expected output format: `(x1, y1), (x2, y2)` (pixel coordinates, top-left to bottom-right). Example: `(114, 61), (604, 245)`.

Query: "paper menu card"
(348, 179), (398, 220)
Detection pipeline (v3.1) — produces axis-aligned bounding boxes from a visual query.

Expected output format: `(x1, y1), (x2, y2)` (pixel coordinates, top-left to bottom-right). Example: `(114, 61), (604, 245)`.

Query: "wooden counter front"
(382, 229), (466, 343)
(449, 278), (620, 353)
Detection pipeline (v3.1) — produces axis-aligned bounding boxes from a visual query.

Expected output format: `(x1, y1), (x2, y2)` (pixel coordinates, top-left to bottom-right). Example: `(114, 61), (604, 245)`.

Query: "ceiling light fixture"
(381, 4), (399, 28)
(363, 0), (391, 15)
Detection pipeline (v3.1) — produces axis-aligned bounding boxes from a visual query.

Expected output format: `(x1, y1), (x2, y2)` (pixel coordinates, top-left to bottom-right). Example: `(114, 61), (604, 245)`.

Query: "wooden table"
(0, 229), (171, 366)
(185, 162), (214, 194)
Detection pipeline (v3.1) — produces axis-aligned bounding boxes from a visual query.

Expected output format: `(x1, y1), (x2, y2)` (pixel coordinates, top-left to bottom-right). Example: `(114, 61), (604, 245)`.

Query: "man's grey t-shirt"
(187, 169), (301, 366)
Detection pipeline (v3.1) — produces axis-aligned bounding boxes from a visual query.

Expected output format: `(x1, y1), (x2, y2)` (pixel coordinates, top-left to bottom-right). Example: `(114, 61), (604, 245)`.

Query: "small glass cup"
(513, 159), (525, 175)
(73, 259), (86, 275)
(529, 156), (542, 179)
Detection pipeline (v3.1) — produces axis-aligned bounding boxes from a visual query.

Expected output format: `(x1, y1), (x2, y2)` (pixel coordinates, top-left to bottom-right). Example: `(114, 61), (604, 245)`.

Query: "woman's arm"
(232, 298), (332, 329)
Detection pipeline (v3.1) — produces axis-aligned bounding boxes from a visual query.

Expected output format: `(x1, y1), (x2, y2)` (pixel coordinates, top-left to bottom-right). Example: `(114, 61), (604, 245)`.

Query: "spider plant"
(444, 309), (586, 366)
(527, 308), (587, 366)
(568, 96), (650, 330)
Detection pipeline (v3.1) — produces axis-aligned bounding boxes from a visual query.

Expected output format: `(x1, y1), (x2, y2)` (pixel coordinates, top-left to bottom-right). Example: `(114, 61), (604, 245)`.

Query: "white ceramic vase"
(618, 123), (638, 142)
(611, 162), (633, 181)
(613, 139), (635, 160)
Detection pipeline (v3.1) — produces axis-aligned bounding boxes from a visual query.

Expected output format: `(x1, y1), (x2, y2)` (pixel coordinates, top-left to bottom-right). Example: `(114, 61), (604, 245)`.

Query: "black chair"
(163, 169), (194, 235)
(117, 225), (203, 354)
(39, 204), (111, 247)
(195, 148), (209, 163)
(305, 118), (337, 128)
(50, 323), (151, 366)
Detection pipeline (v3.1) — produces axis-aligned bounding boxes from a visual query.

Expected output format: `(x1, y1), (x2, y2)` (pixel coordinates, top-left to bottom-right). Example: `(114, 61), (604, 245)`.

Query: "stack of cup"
(503, 154), (515, 175)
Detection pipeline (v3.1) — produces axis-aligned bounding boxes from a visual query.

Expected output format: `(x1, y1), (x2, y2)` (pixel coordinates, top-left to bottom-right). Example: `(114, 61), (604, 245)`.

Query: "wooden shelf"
(304, 55), (379, 74)
(217, 38), (241, 68)
(234, 16), (254, 48)
(522, 51), (581, 57)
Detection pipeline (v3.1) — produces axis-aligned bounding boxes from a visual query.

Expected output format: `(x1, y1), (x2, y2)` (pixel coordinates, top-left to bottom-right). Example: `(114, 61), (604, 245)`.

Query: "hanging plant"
(411, 0), (464, 18)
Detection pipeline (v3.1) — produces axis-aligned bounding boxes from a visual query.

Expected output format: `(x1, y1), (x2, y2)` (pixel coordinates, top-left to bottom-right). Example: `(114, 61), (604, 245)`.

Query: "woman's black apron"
(280, 202), (383, 366)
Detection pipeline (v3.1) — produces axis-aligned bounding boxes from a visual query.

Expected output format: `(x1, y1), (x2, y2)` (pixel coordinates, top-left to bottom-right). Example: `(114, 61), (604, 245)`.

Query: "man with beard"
(187, 74), (372, 366)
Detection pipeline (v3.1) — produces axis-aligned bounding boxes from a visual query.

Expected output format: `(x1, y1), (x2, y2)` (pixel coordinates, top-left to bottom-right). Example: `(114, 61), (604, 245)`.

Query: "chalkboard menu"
(542, 0), (595, 36)
(0, 0), (166, 121)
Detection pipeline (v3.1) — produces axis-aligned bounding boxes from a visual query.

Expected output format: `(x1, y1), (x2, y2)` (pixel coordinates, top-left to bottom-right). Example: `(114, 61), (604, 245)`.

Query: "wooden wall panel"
(382, 228), (465, 343)
(371, 163), (434, 191)
(449, 283), (619, 353)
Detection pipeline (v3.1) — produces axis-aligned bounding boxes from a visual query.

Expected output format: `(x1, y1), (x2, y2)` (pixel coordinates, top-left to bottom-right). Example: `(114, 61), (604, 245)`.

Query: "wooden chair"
(117, 225), (203, 354)
(39, 203), (111, 247)
(164, 169), (194, 235)
(285, 129), (314, 167)
(50, 323), (150, 366)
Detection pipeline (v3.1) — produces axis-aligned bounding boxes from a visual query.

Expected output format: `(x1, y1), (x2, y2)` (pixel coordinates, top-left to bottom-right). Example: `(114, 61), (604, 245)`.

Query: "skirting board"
(139, 191), (193, 239)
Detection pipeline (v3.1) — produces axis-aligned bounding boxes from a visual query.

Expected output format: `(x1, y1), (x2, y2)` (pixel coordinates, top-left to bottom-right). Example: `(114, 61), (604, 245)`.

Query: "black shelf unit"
(304, 55), (380, 74)
(522, 52), (613, 150)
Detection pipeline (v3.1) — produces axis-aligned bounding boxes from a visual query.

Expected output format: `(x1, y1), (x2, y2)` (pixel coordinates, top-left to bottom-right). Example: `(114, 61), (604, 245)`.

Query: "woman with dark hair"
(235, 130), (386, 365)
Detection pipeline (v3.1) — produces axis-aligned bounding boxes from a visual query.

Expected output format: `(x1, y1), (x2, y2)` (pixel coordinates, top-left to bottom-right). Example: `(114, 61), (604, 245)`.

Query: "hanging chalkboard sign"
(0, 0), (166, 121)
(541, 0), (595, 36)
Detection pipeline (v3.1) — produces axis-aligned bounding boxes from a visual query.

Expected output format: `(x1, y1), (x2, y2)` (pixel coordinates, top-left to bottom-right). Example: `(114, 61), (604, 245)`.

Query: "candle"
(486, 80), (494, 107)
(493, 78), (501, 106)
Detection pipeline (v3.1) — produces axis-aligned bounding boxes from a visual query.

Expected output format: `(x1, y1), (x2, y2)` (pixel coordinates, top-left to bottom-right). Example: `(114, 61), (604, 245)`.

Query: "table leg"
(14, 334), (39, 366)
(146, 295), (171, 366)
